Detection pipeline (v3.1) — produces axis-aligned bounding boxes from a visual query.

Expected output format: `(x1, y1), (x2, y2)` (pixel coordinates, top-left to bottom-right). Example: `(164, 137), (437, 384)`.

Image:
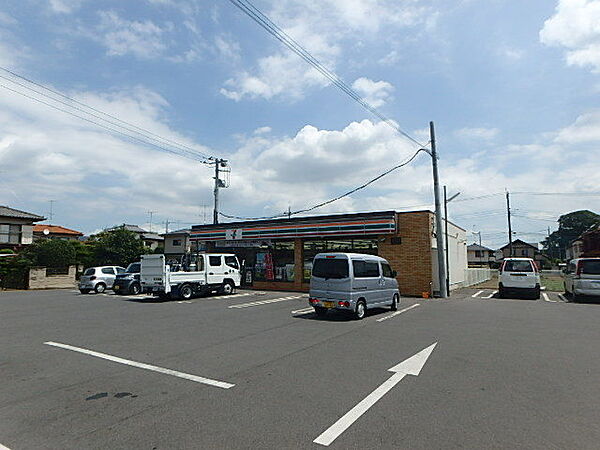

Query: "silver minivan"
(564, 258), (600, 301)
(308, 253), (400, 319)
(79, 266), (126, 294)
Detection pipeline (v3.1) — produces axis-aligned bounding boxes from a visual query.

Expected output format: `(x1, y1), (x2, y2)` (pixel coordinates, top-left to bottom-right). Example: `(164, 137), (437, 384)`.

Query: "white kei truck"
(140, 253), (241, 300)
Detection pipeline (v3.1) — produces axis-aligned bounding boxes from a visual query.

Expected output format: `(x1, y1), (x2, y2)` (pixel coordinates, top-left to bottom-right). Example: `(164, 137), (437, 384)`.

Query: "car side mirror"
(392, 270), (397, 278)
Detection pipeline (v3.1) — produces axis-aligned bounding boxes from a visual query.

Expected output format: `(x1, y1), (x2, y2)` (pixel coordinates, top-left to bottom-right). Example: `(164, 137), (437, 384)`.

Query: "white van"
(308, 253), (400, 319)
(563, 258), (600, 301)
(498, 257), (541, 299)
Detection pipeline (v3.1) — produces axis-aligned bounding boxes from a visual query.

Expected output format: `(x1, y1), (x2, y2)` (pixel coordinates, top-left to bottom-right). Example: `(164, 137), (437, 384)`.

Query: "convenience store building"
(190, 210), (467, 297)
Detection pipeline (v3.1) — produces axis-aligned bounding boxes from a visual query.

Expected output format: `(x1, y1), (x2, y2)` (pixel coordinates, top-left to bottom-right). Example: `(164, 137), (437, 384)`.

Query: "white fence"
(463, 268), (494, 288)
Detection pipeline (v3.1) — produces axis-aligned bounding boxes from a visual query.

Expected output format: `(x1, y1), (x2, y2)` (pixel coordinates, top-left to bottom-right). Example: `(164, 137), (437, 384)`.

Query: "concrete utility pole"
(213, 160), (221, 224)
(444, 186), (460, 295)
(165, 219), (170, 234)
(506, 190), (513, 257)
(48, 200), (55, 223)
(147, 210), (157, 232)
(430, 122), (448, 298)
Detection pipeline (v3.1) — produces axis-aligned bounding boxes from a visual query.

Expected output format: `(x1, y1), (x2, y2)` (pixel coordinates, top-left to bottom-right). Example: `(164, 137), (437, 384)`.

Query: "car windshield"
(127, 263), (140, 273)
(503, 260), (533, 272)
(581, 260), (600, 275)
(312, 258), (349, 279)
(83, 268), (95, 276)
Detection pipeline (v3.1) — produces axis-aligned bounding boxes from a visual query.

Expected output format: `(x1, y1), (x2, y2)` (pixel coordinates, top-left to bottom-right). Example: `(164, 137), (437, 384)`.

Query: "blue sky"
(1, 0), (599, 247)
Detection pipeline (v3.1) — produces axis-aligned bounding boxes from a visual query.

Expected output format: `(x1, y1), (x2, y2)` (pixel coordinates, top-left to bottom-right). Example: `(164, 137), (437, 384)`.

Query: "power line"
(220, 147), (427, 220)
(0, 82), (210, 163)
(0, 67), (215, 161)
(227, 0), (427, 148)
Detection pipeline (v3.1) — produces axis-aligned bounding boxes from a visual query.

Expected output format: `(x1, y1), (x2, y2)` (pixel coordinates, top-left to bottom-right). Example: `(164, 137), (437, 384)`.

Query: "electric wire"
(227, 0), (427, 149)
(0, 82), (209, 163)
(219, 147), (427, 220)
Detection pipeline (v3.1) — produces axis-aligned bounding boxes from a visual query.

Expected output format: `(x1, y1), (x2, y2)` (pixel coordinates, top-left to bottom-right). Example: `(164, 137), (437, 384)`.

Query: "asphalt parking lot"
(1, 287), (600, 449)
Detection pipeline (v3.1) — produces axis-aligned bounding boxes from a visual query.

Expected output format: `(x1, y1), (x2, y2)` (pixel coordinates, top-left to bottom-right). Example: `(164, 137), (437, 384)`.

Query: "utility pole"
(213, 159), (221, 224)
(147, 210), (157, 232)
(287, 205), (292, 220)
(506, 190), (513, 257)
(165, 219), (170, 234)
(48, 200), (55, 223)
(430, 122), (448, 298)
(443, 186), (460, 295)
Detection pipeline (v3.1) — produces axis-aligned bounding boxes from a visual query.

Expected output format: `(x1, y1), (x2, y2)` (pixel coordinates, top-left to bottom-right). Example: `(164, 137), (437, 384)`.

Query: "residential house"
(33, 224), (84, 241)
(566, 238), (584, 260)
(0, 206), (45, 250)
(567, 224), (600, 259)
(106, 224), (164, 250)
(498, 239), (550, 268)
(163, 229), (191, 259)
(467, 243), (496, 267)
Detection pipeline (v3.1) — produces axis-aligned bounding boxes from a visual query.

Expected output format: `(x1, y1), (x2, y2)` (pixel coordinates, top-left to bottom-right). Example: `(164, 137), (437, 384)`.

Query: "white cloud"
(378, 50), (401, 66)
(214, 35), (240, 62)
(94, 11), (168, 59)
(351, 77), (394, 108)
(554, 110), (600, 143)
(454, 127), (500, 140)
(221, 0), (432, 101)
(253, 126), (272, 135)
(540, 0), (600, 72)
(49, 0), (86, 14)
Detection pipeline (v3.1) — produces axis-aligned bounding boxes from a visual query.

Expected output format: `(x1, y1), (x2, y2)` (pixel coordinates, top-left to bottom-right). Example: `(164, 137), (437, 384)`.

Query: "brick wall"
(379, 211), (434, 297)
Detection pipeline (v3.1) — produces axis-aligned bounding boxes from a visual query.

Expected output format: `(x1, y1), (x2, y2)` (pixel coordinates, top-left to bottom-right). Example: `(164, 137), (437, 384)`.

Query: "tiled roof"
(33, 224), (83, 236)
(467, 243), (493, 251)
(107, 224), (148, 233)
(0, 206), (45, 221)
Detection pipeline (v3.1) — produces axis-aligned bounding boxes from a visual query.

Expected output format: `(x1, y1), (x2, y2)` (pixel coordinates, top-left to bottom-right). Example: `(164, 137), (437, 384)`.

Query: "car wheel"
(314, 306), (327, 317)
(179, 284), (193, 300)
(390, 294), (399, 311)
(130, 283), (141, 295)
(533, 287), (541, 300)
(158, 292), (171, 301)
(79, 289), (90, 294)
(355, 300), (366, 320)
(221, 280), (235, 295)
(94, 283), (106, 294)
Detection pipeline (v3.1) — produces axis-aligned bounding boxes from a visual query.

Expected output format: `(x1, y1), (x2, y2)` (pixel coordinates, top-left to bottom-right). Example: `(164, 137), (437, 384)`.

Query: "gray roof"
(468, 243), (493, 251)
(162, 228), (190, 237)
(141, 233), (164, 241)
(0, 206), (45, 221)
(108, 224), (148, 234)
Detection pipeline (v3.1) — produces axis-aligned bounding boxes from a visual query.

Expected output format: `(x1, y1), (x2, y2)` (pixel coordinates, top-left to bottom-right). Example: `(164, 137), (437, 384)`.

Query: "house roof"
(108, 224), (148, 234)
(33, 224), (83, 236)
(141, 233), (164, 241)
(498, 239), (539, 251)
(162, 228), (190, 237)
(0, 206), (45, 221)
(467, 243), (493, 251)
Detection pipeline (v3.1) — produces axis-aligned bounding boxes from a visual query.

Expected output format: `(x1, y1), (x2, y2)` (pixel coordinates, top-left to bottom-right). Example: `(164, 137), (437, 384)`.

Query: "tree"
(88, 229), (147, 267)
(23, 239), (77, 267)
(542, 210), (600, 259)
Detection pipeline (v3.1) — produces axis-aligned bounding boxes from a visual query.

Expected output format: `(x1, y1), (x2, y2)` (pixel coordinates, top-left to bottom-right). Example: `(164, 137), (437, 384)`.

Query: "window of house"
(521, 249), (528, 256)
(475, 250), (482, 257)
(0, 224), (22, 244)
(172, 239), (182, 246)
(209, 256), (222, 266)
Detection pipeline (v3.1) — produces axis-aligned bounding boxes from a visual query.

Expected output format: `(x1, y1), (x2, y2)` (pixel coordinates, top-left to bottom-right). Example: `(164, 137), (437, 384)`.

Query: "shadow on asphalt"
(293, 307), (392, 322)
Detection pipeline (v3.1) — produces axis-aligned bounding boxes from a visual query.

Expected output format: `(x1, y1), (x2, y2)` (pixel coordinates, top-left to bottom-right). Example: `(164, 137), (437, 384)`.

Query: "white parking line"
(542, 293), (557, 303)
(44, 342), (234, 389)
(291, 307), (314, 315)
(1, 443), (12, 450)
(483, 290), (498, 299)
(558, 294), (568, 302)
(376, 303), (420, 322)
(471, 290), (485, 298)
(228, 295), (304, 309)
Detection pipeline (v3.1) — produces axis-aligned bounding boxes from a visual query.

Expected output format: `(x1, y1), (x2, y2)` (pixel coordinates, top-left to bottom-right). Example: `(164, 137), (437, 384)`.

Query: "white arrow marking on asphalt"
(313, 342), (438, 447)
(472, 290), (484, 298)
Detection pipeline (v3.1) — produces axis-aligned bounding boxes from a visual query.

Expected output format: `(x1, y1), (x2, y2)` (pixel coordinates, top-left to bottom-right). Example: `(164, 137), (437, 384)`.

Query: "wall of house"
(0, 217), (34, 246)
(164, 234), (190, 255)
(28, 266), (77, 289)
(431, 220), (467, 293)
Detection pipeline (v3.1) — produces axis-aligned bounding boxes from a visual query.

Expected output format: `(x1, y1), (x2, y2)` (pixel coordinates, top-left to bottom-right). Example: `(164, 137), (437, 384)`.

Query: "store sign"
(226, 229), (243, 240)
(217, 239), (270, 248)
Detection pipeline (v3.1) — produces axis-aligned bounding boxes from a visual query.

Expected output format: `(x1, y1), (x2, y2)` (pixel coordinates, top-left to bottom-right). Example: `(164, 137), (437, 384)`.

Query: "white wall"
(431, 221), (468, 293)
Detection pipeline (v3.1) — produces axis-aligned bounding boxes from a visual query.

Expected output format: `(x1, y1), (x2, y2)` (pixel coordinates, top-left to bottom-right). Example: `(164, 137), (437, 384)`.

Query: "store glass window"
(254, 241), (295, 282)
(303, 238), (378, 282)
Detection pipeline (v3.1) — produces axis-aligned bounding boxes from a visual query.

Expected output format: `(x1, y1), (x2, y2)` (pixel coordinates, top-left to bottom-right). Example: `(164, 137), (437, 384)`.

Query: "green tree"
(23, 239), (77, 267)
(88, 229), (146, 267)
(542, 210), (600, 259)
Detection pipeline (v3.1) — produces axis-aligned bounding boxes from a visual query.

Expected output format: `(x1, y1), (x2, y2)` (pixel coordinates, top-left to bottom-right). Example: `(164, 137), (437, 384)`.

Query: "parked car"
(563, 258), (600, 301)
(113, 262), (141, 295)
(308, 253), (400, 319)
(79, 266), (126, 294)
(498, 258), (540, 299)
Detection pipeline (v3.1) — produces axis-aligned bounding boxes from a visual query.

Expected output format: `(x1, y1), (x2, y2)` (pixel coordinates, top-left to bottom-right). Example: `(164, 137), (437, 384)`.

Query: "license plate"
(114, 285), (119, 290)
(323, 301), (335, 308)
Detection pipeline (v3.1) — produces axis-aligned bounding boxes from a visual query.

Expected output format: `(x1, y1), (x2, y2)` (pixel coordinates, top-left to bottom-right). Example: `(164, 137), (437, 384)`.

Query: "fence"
(463, 268), (494, 287)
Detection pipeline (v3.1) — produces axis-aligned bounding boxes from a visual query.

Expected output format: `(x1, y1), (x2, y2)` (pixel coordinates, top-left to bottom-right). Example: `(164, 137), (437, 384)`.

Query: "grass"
(470, 273), (564, 292)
